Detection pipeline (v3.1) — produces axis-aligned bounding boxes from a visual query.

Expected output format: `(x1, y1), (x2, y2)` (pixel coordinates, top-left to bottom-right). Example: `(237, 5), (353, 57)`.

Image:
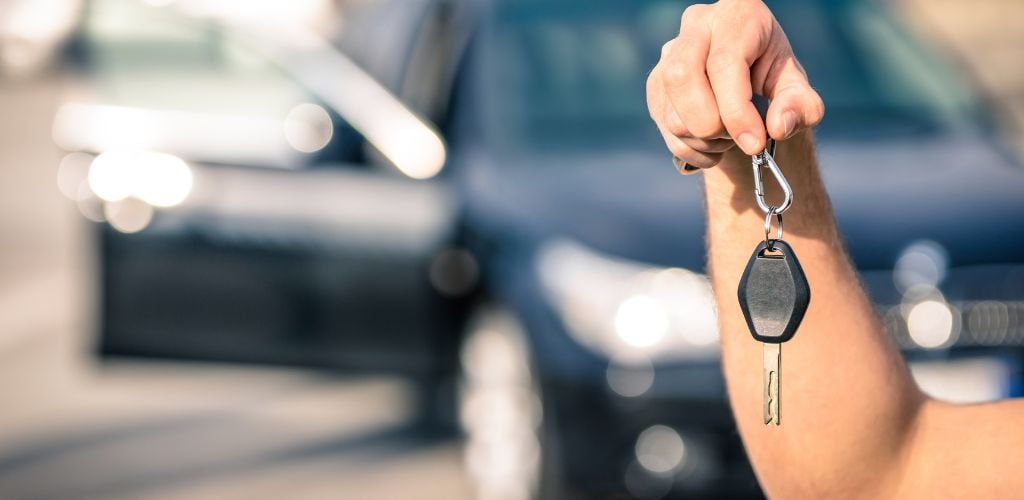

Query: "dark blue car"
(56, 0), (1024, 498)
(450, 1), (1024, 497)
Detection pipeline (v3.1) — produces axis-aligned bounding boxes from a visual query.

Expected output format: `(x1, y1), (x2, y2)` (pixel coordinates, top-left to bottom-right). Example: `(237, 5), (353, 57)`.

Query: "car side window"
(72, 0), (364, 169)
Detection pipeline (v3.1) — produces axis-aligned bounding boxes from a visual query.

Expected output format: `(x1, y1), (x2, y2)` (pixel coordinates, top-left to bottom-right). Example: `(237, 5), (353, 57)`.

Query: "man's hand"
(646, 0), (824, 168)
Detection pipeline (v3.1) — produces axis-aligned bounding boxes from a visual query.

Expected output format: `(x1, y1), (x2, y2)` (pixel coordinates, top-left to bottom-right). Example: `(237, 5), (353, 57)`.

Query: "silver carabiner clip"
(751, 138), (793, 215)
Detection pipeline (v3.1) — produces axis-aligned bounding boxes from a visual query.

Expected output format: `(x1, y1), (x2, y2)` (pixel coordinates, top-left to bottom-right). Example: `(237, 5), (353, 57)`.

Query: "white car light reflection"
(615, 295), (669, 348)
(88, 150), (193, 208)
(537, 239), (720, 364)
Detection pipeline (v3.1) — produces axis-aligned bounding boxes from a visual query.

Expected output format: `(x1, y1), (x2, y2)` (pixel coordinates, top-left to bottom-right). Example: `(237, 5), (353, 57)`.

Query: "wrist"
(702, 129), (838, 247)
(703, 130), (817, 215)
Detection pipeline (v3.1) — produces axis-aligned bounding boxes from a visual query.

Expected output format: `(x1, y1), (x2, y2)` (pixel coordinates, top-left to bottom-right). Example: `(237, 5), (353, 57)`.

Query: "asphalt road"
(0, 74), (468, 500)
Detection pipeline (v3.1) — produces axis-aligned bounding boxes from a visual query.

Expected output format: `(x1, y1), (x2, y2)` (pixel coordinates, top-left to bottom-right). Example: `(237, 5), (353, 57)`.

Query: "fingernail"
(738, 133), (759, 154)
(783, 111), (798, 138)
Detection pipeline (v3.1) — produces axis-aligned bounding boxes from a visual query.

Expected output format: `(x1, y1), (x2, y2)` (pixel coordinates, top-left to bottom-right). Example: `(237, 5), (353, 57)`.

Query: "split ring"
(764, 207), (783, 250)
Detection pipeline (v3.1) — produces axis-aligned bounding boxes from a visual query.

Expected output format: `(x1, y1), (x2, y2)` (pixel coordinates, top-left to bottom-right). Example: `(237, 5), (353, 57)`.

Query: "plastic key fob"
(737, 239), (810, 344)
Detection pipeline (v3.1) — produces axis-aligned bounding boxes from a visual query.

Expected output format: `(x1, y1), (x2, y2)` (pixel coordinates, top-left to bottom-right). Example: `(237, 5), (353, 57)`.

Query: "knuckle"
(680, 4), (707, 25)
(662, 63), (691, 88)
(665, 116), (688, 138)
(809, 93), (825, 124)
(663, 107), (689, 136)
(747, 0), (770, 15)
(732, 0), (771, 19)
(660, 40), (674, 58)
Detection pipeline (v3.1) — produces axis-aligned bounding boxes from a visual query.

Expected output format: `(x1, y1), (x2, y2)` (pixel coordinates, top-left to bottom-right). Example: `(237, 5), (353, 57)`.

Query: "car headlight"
(536, 239), (719, 364)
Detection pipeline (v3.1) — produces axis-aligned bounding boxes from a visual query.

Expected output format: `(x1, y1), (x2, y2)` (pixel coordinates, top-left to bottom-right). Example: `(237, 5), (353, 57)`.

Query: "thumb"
(764, 61), (824, 140)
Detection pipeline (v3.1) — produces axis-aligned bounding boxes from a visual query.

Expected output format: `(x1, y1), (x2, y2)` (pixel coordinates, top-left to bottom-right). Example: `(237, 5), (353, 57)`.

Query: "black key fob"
(737, 239), (810, 344)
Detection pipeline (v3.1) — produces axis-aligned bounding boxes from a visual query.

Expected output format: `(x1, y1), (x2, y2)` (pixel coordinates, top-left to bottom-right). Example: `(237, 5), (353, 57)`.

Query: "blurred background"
(2, 0), (1023, 499)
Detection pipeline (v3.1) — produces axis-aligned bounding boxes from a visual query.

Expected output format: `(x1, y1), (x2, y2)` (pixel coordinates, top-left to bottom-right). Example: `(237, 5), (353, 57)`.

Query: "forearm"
(704, 131), (925, 498)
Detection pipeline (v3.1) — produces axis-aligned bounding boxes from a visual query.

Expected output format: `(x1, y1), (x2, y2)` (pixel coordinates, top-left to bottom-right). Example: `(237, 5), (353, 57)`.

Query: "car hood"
(458, 133), (1024, 272)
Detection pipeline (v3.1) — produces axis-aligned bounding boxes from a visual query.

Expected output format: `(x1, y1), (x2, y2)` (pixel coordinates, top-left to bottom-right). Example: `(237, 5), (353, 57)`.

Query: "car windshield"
(471, 0), (983, 151)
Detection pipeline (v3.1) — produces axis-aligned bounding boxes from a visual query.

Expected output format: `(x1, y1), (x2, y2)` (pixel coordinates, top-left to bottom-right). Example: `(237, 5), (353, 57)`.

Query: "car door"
(55, 0), (467, 376)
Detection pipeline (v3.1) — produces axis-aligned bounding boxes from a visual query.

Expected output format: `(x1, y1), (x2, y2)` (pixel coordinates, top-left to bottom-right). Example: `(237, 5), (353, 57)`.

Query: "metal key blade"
(763, 343), (781, 426)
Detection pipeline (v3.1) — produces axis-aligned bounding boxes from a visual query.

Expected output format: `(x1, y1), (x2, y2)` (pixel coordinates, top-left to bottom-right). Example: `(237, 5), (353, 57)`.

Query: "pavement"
(0, 75), (469, 500)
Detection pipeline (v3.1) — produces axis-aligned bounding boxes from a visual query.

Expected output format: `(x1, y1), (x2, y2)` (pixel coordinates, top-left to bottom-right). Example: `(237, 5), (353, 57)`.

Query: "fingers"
(649, 58), (733, 170)
(705, 9), (773, 155)
(684, 136), (736, 154)
(763, 57), (825, 140)
(647, 0), (823, 169)
(663, 102), (734, 152)
(659, 126), (724, 169)
(660, 98), (733, 169)
(661, 6), (723, 140)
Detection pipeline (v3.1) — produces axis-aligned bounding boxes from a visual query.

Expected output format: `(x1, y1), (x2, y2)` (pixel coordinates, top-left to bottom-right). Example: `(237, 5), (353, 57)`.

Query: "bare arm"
(707, 123), (1024, 500)
(707, 134), (922, 498)
(646, 1), (1024, 497)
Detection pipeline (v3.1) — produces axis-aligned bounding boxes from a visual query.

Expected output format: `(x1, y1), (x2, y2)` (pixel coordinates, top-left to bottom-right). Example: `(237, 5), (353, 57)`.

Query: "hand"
(646, 0), (824, 169)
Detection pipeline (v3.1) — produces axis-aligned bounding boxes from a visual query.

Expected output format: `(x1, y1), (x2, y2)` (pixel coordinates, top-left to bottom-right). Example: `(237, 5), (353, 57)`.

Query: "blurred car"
(53, 0), (467, 416)
(53, 0), (1024, 499)
(451, 1), (1024, 498)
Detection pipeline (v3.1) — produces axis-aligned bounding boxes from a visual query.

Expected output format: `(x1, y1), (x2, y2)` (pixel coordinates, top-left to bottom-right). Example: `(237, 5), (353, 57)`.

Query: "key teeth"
(764, 369), (780, 426)
(770, 373), (780, 426)
(763, 343), (781, 426)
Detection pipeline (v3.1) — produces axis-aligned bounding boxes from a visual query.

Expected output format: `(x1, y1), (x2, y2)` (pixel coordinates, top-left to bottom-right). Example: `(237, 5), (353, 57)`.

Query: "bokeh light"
(895, 240), (949, 293)
(56, 152), (93, 200)
(907, 299), (956, 349)
(283, 102), (333, 153)
(606, 357), (655, 398)
(103, 197), (154, 233)
(635, 425), (687, 475)
(88, 150), (193, 207)
(615, 295), (669, 348)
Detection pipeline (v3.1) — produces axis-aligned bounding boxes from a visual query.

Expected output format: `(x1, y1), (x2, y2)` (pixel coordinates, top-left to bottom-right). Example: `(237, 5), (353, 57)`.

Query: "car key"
(738, 239), (810, 425)
(736, 95), (811, 426)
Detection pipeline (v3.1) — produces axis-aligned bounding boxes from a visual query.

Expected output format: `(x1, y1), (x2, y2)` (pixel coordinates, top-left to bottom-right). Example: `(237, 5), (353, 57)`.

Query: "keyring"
(763, 207), (783, 250)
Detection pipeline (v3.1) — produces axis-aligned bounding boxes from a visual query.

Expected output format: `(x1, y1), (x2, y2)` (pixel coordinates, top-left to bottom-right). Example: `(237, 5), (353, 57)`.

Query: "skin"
(646, 1), (1024, 498)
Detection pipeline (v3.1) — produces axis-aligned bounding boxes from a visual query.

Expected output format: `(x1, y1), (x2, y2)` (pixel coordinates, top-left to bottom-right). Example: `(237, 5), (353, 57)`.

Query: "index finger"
(661, 11), (724, 140)
(705, 34), (767, 155)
